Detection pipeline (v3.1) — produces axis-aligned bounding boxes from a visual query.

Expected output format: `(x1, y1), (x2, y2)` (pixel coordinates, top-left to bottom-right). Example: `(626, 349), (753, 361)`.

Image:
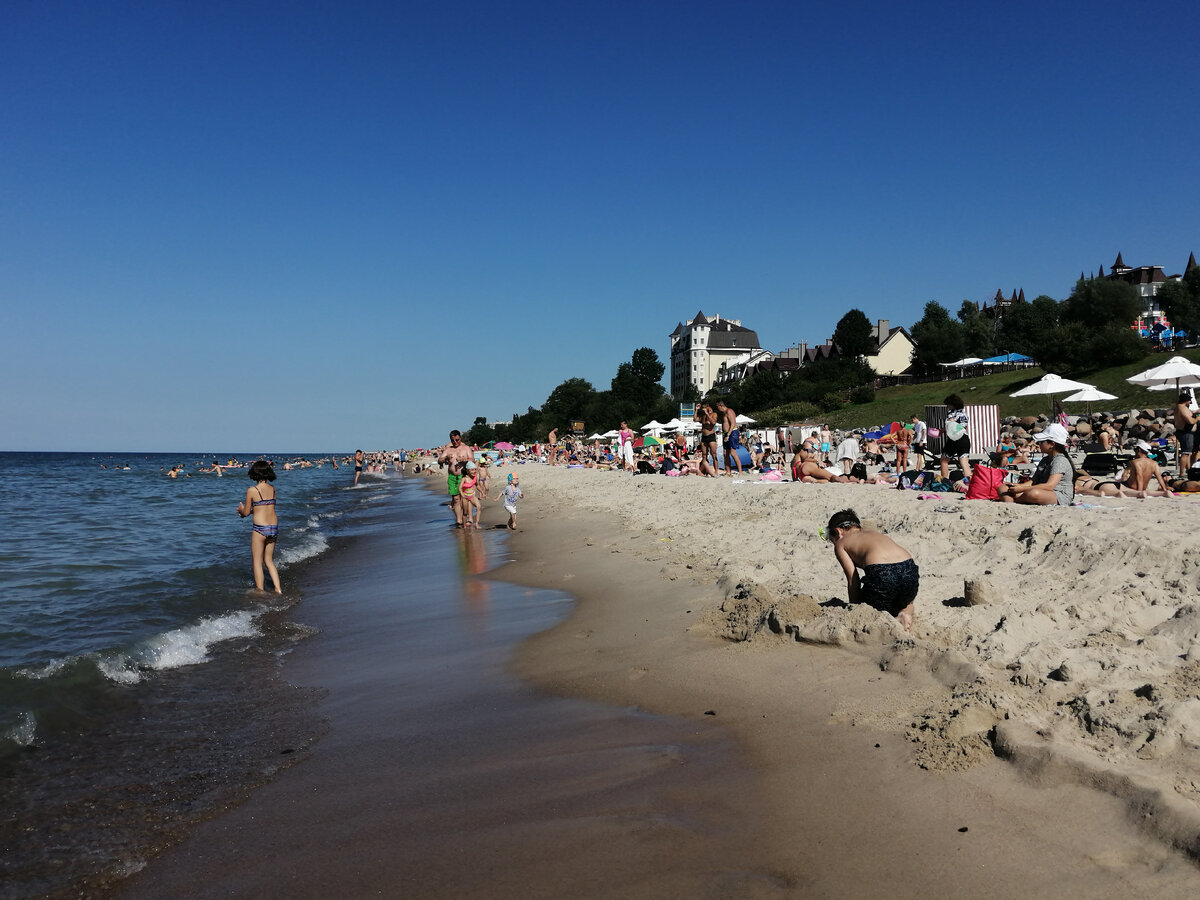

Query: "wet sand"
(120, 471), (1200, 898)
(119, 486), (776, 899)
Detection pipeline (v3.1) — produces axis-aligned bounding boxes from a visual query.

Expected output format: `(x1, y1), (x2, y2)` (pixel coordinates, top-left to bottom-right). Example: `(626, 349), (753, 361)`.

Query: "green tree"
(1060, 277), (1142, 328)
(464, 416), (495, 446)
(1158, 268), (1200, 338)
(832, 309), (874, 358)
(909, 301), (966, 374)
(957, 300), (996, 358)
(610, 347), (666, 422)
(540, 378), (595, 437)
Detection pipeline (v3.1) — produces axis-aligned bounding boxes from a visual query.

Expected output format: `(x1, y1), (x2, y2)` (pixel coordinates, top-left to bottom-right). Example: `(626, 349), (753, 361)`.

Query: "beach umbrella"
(494, 441), (514, 450)
(640, 420), (666, 431)
(1010, 373), (1095, 415)
(633, 435), (664, 448)
(587, 433), (604, 440)
(1062, 387), (1118, 415)
(1009, 373), (1094, 397)
(735, 414), (756, 424)
(1126, 355), (1200, 392)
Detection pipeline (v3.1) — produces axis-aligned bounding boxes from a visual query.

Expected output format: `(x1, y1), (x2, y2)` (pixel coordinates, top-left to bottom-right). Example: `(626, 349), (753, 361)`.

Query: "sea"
(0, 451), (403, 896)
(1, 452), (757, 899)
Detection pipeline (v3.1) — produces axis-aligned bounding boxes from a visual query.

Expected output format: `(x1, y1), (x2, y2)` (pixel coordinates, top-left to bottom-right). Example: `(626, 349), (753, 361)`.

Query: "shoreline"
(486, 462), (1200, 893)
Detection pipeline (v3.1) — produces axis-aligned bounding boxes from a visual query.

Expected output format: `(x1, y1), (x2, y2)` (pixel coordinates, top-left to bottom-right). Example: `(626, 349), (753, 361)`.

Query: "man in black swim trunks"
(698, 404), (720, 473)
(826, 508), (918, 630)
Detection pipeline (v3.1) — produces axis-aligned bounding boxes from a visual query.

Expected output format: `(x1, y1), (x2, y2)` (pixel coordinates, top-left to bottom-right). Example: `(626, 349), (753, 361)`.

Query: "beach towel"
(965, 465), (1004, 500)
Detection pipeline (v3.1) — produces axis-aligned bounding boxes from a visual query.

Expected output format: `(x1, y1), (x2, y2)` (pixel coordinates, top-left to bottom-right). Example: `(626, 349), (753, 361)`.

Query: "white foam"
(277, 529), (329, 565)
(96, 610), (260, 683)
(3, 711), (37, 746)
(15, 656), (73, 680)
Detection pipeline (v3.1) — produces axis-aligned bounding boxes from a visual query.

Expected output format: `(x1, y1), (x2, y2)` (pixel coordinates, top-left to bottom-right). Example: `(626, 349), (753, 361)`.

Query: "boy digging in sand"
(825, 509), (918, 630)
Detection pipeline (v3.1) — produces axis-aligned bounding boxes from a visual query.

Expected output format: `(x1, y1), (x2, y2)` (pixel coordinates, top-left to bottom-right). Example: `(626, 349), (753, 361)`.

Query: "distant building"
(705, 317), (914, 390)
(864, 319), (916, 377)
(1096, 251), (1195, 332)
(668, 311), (763, 397)
(981, 288), (1025, 319)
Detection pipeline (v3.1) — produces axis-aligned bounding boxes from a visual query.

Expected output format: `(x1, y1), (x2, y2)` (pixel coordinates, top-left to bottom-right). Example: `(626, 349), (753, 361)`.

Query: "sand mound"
(523, 466), (1200, 835)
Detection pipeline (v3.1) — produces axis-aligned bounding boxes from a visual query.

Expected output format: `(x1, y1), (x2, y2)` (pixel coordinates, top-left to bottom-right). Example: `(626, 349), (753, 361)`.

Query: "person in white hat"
(1100, 439), (1173, 498)
(999, 423), (1075, 505)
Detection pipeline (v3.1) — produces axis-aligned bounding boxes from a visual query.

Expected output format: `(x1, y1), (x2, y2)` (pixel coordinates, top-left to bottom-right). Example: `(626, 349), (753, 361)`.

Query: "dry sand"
(489, 462), (1200, 893)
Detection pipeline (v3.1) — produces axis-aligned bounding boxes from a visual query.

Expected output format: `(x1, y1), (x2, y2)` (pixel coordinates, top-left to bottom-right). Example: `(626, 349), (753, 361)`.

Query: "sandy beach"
(492, 463), (1200, 894)
(120, 464), (1200, 897)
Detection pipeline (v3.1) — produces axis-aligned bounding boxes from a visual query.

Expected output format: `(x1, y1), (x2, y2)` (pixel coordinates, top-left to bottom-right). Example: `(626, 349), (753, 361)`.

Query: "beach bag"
(927, 427), (940, 438)
(945, 416), (967, 441)
(965, 465), (1004, 500)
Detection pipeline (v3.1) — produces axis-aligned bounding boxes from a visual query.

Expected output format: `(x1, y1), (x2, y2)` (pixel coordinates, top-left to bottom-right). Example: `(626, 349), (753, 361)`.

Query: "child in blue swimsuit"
(237, 460), (282, 593)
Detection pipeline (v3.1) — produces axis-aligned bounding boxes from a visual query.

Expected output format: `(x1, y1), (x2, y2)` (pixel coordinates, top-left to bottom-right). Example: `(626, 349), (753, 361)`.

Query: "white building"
(668, 311), (764, 398)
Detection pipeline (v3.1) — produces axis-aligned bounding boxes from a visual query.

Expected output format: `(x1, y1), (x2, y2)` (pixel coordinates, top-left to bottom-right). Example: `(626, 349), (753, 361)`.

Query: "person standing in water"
(353, 449), (365, 486)
(236, 460), (282, 593)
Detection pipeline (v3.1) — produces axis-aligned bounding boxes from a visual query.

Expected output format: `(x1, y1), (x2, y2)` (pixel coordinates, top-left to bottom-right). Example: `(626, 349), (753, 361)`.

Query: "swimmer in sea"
(353, 449), (364, 486)
(825, 508), (918, 630)
(236, 460), (282, 593)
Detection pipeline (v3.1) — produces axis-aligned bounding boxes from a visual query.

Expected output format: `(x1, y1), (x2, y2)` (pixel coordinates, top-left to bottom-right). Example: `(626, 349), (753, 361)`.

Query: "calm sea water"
(0, 450), (408, 896)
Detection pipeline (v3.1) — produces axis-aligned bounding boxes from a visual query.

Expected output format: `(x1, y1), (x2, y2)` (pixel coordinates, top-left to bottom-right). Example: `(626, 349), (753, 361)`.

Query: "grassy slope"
(779, 349), (1200, 430)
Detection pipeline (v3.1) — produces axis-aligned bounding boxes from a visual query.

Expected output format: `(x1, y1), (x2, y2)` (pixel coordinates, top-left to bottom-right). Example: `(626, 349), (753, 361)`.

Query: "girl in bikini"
(237, 460), (282, 593)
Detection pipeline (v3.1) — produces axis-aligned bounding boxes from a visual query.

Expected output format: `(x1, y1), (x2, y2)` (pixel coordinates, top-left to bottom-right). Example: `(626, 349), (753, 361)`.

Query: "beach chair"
(1080, 452), (1120, 477)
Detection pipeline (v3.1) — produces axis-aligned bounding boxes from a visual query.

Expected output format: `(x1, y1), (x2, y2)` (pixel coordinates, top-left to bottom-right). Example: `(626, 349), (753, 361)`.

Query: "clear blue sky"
(3, 1), (1197, 451)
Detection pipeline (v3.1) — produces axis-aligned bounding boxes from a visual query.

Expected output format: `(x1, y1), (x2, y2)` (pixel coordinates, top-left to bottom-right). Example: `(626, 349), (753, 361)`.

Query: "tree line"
(464, 272), (1195, 443)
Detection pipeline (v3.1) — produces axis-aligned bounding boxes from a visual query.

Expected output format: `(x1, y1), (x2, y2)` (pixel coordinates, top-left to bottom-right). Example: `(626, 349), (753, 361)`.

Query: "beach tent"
(980, 352), (1034, 365)
(940, 357), (983, 367)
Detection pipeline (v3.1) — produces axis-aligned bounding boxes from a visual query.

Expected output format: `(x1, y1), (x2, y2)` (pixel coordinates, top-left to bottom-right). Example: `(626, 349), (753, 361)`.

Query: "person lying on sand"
(1093, 440), (1173, 498)
(793, 448), (847, 483)
(824, 508), (917, 630)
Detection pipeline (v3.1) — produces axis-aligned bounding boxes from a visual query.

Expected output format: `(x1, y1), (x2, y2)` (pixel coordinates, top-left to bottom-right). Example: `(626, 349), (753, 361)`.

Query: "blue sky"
(3, 1), (1197, 451)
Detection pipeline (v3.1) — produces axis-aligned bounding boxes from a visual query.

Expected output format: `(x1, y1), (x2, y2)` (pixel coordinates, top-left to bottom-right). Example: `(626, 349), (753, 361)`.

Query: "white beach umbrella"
(735, 414), (756, 424)
(640, 420), (666, 431)
(601, 429), (620, 438)
(1009, 373), (1094, 397)
(660, 417), (685, 430)
(1062, 387), (1119, 415)
(1061, 387), (1117, 403)
(1126, 355), (1200, 392)
(587, 433), (604, 440)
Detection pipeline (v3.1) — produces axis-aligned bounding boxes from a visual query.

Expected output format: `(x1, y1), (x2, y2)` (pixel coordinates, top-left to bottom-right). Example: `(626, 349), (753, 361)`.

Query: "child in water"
(237, 460), (282, 593)
(496, 473), (523, 530)
(459, 461), (481, 528)
(825, 508), (917, 630)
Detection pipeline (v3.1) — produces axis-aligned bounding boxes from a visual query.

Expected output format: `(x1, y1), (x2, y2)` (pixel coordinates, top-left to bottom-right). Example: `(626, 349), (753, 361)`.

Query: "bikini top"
(252, 487), (276, 507)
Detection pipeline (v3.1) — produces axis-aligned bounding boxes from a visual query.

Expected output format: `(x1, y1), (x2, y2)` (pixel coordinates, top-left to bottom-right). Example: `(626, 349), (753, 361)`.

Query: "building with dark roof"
(668, 311), (763, 397)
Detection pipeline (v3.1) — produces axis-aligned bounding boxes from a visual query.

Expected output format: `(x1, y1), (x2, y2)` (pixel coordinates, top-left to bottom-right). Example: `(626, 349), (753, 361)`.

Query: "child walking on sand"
(236, 460), (282, 593)
(459, 461), (481, 528)
(824, 508), (917, 630)
(495, 473), (523, 530)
